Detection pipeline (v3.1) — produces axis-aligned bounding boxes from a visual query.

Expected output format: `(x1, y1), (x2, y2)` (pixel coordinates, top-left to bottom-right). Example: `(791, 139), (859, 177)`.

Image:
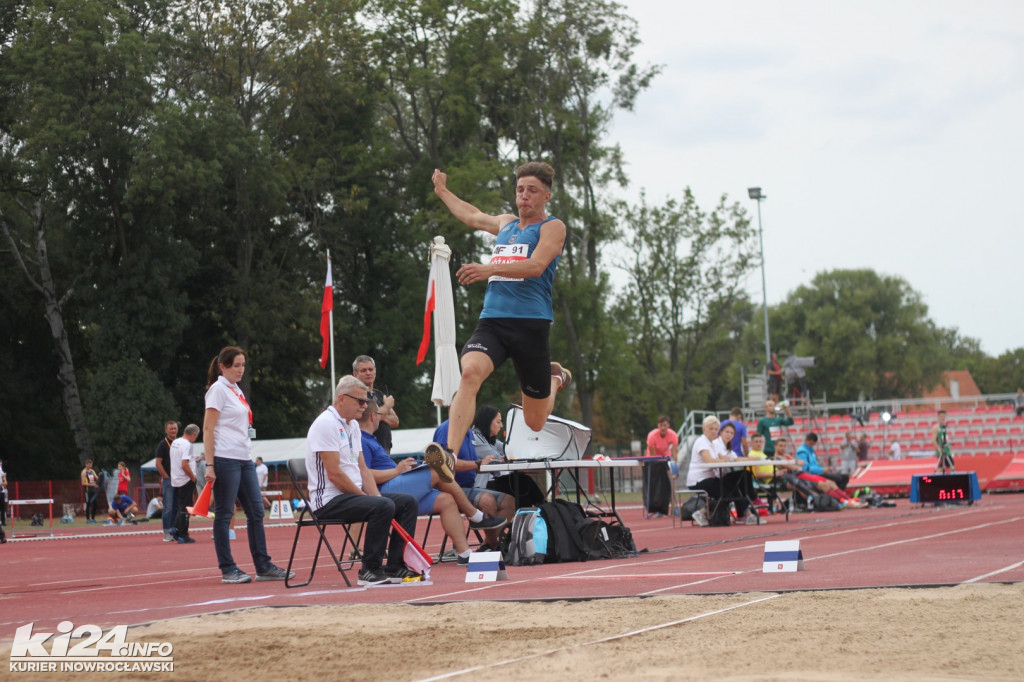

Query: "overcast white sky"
(609, 0), (1022, 356)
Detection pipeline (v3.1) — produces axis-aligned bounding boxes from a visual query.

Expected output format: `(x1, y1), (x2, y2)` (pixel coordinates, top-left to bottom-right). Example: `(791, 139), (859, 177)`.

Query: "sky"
(608, 0), (1022, 356)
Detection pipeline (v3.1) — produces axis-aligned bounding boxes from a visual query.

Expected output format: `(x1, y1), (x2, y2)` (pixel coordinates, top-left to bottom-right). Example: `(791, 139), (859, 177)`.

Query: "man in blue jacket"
(797, 433), (849, 490)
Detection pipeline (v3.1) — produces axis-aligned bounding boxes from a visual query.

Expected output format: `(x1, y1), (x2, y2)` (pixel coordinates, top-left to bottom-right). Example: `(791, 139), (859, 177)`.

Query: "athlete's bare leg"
(445, 351), (494, 453)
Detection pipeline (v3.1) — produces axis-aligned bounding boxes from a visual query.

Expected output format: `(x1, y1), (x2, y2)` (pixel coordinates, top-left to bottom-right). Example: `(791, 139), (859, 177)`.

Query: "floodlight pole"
(748, 187), (772, 371)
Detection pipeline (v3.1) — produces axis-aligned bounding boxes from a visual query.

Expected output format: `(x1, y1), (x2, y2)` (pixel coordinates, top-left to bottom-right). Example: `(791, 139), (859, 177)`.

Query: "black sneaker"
(255, 565), (295, 581)
(176, 536), (196, 544)
(221, 568), (252, 584)
(357, 568), (389, 586)
(424, 443), (456, 483)
(456, 552), (472, 566)
(469, 513), (507, 531)
(385, 565), (421, 583)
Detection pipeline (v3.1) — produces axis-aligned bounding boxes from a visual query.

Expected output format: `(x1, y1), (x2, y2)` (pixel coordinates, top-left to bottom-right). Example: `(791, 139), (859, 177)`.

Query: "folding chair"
(284, 458), (363, 588)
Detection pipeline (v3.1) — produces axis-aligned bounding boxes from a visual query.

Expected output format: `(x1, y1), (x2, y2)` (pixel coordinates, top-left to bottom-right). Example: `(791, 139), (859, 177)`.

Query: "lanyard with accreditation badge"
(230, 383), (256, 439)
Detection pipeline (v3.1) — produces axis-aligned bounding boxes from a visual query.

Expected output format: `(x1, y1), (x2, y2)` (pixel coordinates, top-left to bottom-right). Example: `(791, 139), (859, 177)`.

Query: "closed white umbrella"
(427, 237), (461, 411)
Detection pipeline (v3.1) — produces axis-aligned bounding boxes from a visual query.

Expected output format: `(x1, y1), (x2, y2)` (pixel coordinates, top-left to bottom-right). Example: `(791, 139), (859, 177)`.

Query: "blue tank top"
(481, 217), (563, 321)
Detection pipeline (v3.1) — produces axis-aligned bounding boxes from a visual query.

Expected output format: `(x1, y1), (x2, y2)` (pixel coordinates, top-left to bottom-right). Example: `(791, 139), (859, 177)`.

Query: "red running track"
(1, 493), (1022, 641)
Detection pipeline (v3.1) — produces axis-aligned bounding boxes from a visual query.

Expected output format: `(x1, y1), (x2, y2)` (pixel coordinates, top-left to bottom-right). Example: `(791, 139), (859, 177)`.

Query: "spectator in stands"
(857, 433), (870, 462)
(756, 399), (793, 457)
(359, 401), (503, 567)
(720, 407), (748, 456)
(839, 433), (858, 473)
(932, 409), (955, 474)
(146, 494), (164, 519)
(171, 424), (201, 544)
(116, 461), (131, 496)
(686, 416), (759, 525)
(1015, 388), (1024, 418)
(255, 456), (271, 510)
(797, 432), (849, 490)
(889, 441), (902, 460)
(106, 493), (139, 525)
(80, 459), (100, 524)
(432, 416), (514, 548)
(352, 355), (399, 454)
(472, 405), (546, 508)
(154, 421), (178, 543)
(305, 375), (418, 585)
(646, 415), (680, 460)
(203, 345), (293, 584)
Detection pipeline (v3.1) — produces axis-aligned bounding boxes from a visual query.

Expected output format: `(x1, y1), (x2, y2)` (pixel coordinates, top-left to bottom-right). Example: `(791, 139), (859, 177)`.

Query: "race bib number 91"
(488, 243), (528, 282)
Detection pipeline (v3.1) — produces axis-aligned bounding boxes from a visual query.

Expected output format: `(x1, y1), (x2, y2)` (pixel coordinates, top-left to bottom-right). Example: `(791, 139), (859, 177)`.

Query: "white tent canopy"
(141, 427), (438, 470)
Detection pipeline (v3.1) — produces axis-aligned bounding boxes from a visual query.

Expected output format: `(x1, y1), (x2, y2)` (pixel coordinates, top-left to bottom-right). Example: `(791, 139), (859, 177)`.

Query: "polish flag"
(391, 519), (432, 576)
(319, 261), (333, 369)
(415, 262), (437, 365)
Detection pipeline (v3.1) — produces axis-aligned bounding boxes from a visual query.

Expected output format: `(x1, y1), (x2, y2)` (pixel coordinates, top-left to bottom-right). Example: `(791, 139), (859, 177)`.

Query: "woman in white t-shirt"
(202, 346), (292, 584)
(686, 416), (759, 524)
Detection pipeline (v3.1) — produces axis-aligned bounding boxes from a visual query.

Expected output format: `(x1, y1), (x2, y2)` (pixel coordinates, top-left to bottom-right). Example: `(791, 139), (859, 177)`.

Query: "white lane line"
(542, 572), (740, 579)
(807, 516), (1024, 563)
(411, 593), (781, 682)
(962, 559), (1024, 584)
(638, 514), (1024, 594)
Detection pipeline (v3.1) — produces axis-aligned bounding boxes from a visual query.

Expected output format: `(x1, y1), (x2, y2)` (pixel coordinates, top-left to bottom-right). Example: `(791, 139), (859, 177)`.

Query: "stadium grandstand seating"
(734, 403), (1024, 495)
(749, 404), (1023, 462)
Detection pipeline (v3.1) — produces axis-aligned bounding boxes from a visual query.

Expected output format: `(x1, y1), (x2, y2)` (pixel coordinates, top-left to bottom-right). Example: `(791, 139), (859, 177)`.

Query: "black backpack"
(539, 500), (589, 563)
(812, 493), (842, 512)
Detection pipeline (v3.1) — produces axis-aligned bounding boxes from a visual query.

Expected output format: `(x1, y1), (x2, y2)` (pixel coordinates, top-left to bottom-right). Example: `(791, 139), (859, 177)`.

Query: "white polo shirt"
(305, 406), (362, 511)
(170, 437), (194, 487)
(686, 435), (734, 486)
(204, 376), (252, 461)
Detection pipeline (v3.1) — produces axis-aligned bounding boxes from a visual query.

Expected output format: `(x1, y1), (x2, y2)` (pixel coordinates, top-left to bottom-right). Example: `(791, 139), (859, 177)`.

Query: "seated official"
(358, 400), (505, 565)
(470, 405), (546, 509)
(305, 375), (419, 585)
(685, 416), (759, 525)
(433, 418), (514, 551)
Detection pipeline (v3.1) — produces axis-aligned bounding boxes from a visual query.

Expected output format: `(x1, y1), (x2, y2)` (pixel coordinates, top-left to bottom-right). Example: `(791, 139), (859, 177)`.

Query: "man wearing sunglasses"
(305, 375), (418, 585)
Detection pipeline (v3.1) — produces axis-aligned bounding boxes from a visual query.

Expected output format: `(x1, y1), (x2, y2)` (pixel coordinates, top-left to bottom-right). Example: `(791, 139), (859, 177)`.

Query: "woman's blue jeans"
(212, 457), (272, 574)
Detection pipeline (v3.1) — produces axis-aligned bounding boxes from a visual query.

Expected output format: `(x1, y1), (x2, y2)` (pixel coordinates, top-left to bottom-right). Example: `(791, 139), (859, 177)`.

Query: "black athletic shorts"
(462, 317), (552, 399)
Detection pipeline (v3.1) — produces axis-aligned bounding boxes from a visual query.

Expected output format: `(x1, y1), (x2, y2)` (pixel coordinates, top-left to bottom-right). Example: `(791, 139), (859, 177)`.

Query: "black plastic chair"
(285, 458), (363, 588)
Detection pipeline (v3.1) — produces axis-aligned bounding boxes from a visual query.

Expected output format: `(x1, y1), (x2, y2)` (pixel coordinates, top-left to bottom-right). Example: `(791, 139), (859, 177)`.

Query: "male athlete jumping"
(425, 162), (571, 479)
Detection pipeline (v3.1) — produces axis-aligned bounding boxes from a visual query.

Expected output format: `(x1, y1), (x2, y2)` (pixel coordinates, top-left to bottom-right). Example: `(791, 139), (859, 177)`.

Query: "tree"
(0, 0), (174, 466)
(609, 189), (759, 437)
(769, 269), (947, 401)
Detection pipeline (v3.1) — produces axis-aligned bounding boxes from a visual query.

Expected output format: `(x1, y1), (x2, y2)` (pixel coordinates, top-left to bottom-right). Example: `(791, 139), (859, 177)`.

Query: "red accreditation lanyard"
(231, 385), (253, 425)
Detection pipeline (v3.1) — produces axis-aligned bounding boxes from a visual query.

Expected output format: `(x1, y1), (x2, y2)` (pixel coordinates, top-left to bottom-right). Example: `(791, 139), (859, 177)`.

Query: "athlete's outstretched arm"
(432, 169), (508, 235)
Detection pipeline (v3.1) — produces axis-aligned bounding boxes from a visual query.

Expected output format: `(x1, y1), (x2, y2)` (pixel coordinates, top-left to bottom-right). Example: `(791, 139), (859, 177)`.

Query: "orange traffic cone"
(187, 483), (213, 518)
